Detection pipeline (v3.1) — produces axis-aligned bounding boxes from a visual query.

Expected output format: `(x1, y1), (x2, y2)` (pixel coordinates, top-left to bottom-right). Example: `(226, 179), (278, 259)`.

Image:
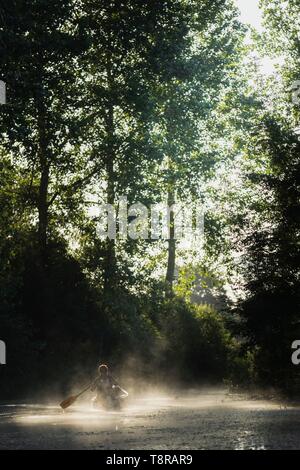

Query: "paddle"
(60, 382), (93, 410)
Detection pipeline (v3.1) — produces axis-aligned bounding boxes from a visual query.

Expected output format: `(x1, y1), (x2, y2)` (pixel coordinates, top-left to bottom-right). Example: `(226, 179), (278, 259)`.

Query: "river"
(0, 390), (299, 449)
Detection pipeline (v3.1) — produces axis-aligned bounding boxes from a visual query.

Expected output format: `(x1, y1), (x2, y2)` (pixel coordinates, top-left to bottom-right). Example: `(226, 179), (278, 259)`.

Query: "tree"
(0, 1), (108, 391)
(147, 1), (245, 296)
(0, 0), (85, 262)
(237, 118), (300, 389)
(79, 0), (222, 300)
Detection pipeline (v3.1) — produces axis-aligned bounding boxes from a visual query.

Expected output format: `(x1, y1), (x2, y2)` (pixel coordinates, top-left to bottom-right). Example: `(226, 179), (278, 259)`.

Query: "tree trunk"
(35, 86), (50, 338)
(102, 7), (120, 299)
(165, 188), (176, 298)
(103, 99), (116, 297)
(36, 93), (50, 264)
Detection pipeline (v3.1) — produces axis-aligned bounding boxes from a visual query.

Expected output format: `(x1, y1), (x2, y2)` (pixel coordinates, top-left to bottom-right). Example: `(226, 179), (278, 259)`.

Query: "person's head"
(98, 364), (109, 376)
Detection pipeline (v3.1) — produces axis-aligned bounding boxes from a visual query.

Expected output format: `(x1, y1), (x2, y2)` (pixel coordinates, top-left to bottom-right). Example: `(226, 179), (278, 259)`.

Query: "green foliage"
(237, 119), (300, 390)
(158, 299), (234, 383)
(2, 0), (299, 399)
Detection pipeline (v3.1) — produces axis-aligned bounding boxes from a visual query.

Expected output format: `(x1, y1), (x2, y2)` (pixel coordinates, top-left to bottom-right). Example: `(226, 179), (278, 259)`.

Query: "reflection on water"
(0, 392), (299, 450)
(1, 392), (282, 427)
(235, 430), (267, 450)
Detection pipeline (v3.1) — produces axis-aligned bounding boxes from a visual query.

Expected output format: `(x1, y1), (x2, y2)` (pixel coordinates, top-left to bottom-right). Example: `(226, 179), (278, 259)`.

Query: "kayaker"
(91, 363), (128, 409)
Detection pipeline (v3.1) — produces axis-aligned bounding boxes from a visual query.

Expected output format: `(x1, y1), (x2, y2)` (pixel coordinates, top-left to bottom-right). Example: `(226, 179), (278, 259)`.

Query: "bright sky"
(234, 0), (283, 75)
(235, 0), (263, 32)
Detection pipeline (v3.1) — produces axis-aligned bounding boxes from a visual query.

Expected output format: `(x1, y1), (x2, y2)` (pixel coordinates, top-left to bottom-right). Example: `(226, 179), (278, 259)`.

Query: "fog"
(1, 386), (299, 449)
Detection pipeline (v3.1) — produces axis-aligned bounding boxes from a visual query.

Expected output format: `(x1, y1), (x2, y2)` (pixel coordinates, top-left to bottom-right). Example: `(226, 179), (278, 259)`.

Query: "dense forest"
(0, 0), (299, 398)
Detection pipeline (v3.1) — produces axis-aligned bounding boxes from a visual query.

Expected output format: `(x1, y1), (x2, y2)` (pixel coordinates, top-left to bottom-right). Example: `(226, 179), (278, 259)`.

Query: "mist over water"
(1, 387), (299, 450)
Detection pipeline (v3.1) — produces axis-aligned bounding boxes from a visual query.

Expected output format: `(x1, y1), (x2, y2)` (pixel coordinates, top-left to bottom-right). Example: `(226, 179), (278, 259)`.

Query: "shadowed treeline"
(0, 0), (299, 398)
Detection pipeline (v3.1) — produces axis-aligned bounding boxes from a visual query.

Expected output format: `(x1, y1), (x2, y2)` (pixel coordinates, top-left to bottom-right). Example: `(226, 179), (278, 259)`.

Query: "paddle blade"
(60, 395), (77, 410)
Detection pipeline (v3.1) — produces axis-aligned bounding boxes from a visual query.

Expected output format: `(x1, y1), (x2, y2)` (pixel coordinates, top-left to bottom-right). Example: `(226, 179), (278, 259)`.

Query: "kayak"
(92, 385), (128, 411)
